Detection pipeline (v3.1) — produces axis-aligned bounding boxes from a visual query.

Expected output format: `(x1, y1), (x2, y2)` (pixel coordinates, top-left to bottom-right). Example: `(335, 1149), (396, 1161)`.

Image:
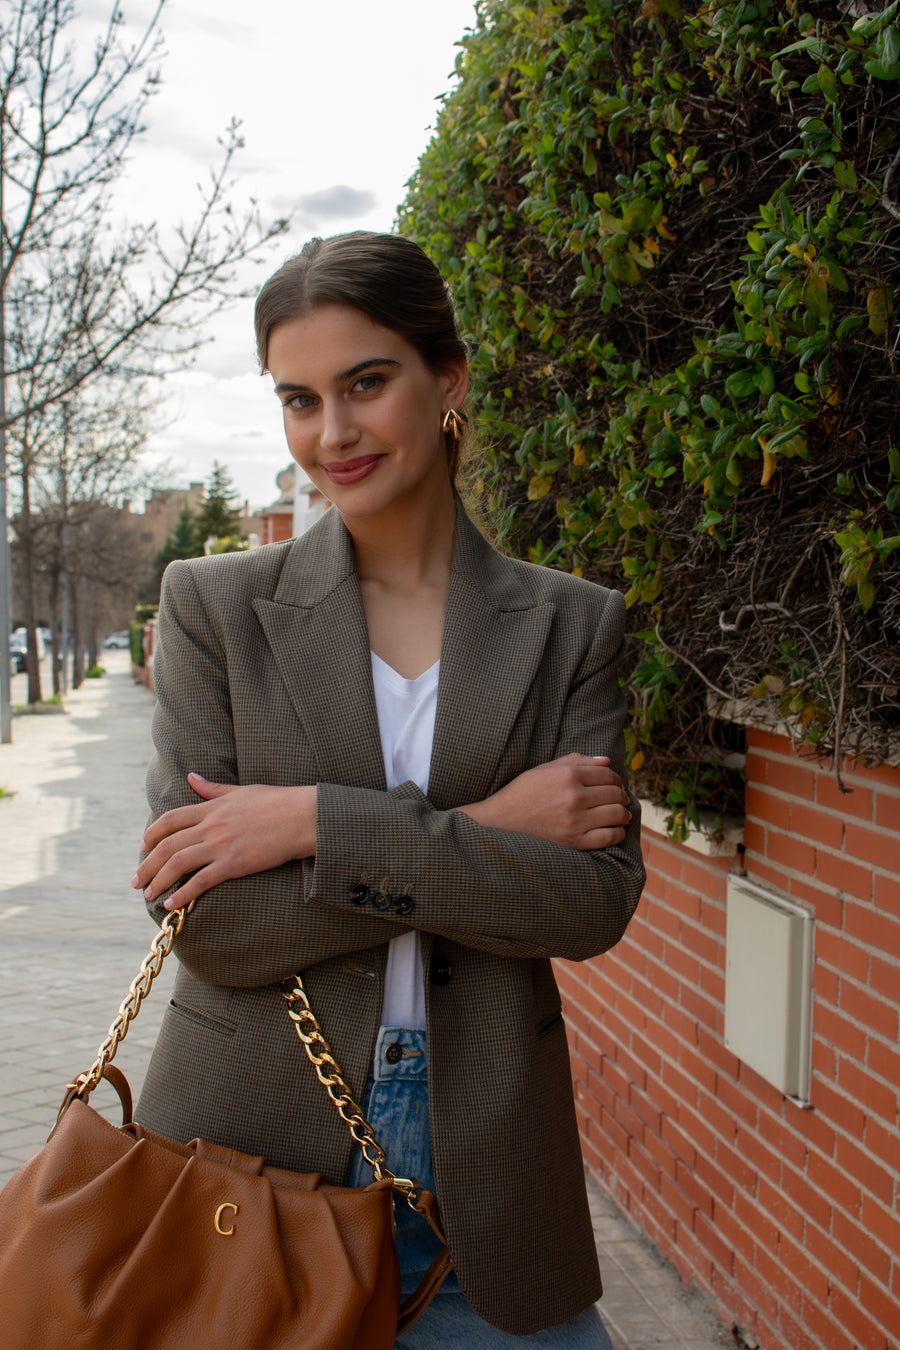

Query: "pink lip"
(323, 454), (385, 484)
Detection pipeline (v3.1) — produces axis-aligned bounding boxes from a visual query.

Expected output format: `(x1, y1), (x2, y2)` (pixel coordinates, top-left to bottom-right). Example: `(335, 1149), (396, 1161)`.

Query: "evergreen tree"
(195, 462), (243, 546)
(153, 505), (202, 586)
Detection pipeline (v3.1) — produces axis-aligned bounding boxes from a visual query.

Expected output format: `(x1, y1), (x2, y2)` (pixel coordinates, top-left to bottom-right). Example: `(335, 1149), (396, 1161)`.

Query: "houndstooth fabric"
(136, 505), (645, 1336)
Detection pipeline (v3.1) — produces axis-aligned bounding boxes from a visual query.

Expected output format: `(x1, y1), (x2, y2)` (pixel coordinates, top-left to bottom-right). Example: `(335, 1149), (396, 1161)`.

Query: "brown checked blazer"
(136, 504), (645, 1335)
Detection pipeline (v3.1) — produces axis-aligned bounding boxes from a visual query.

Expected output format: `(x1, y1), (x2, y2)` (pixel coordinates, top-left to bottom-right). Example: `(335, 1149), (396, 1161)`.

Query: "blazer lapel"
(252, 511), (386, 791)
(428, 510), (556, 811)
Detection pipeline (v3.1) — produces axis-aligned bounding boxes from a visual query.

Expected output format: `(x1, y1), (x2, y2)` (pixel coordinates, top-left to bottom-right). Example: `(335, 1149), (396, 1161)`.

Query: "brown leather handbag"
(0, 904), (451, 1349)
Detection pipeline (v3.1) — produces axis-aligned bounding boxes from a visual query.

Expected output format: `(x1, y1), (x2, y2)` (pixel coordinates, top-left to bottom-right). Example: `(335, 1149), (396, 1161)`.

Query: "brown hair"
(254, 231), (470, 483)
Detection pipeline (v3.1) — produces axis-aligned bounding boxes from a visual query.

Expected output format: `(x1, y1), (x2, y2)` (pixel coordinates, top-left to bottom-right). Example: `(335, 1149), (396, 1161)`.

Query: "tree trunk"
(71, 573), (85, 689)
(18, 461), (44, 705)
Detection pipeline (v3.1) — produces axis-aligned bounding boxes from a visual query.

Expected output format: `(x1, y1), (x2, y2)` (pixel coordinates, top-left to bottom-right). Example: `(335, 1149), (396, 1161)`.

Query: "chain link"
(64, 900), (420, 1208)
(281, 974), (420, 1205)
(67, 902), (194, 1097)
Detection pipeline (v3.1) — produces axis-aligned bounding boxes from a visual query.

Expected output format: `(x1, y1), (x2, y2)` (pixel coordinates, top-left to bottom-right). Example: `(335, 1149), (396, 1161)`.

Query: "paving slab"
(0, 650), (732, 1349)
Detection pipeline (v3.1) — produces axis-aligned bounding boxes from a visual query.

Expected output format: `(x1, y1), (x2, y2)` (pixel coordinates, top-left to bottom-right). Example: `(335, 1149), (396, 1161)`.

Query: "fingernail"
(189, 772), (206, 781)
(130, 873), (140, 888)
(163, 896), (174, 910)
(144, 884), (153, 901)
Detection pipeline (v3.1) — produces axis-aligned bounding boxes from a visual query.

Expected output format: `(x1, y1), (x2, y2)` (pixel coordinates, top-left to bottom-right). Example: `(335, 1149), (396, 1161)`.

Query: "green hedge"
(401, 0), (900, 834)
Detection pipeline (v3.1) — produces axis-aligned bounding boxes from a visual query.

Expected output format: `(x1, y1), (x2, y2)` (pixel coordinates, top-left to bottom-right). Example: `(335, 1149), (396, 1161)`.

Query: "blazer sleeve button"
(349, 884), (370, 905)
(371, 891), (393, 911)
(394, 895), (414, 916)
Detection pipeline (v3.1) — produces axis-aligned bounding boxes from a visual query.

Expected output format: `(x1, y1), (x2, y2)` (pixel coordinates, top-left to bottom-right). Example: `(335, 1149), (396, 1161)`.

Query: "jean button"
(384, 1042), (403, 1064)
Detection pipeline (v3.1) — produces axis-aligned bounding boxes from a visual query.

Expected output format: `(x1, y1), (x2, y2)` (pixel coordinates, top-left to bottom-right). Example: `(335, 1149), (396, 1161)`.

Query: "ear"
(441, 355), (469, 410)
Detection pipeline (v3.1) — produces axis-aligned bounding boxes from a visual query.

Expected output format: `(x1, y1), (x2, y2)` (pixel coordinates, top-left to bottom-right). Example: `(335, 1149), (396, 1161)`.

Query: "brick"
(695, 1151), (736, 1210)
(745, 784), (785, 829)
(817, 771), (875, 818)
(791, 798), (846, 849)
(858, 1272), (900, 1348)
(868, 1035), (900, 1100)
(874, 788), (900, 831)
(800, 1297), (857, 1350)
(716, 1078), (759, 1130)
(679, 922), (722, 968)
(681, 984), (719, 1031)
(662, 877), (703, 921)
(697, 1025), (739, 1080)
(663, 942), (700, 985)
(756, 1111), (808, 1171)
(700, 897), (727, 937)
(662, 1000), (700, 1048)
(807, 1148), (862, 1220)
(816, 926), (870, 982)
(802, 1216), (859, 1292)
(840, 979), (899, 1042)
(677, 1042), (717, 1094)
(671, 1222), (715, 1290)
(812, 1035), (837, 1080)
(779, 1304), (825, 1350)
(815, 963), (840, 1006)
(756, 749), (815, 801)
(771, 1228), (829, 1308)
(843, 901), (900, 961)
(731, 1251), (780, 1327)
(845, 821), (900, 873)
(697, 1087), (739, 1144)
(675, 1100), (718, 1161)
(838, 1059), (898, 1129)
(757, 1175), (805, 1242)
(767, 828), (817, 876)
(869, 953), (900, 1008)
(873, 870), (900, 919)
(816, 850), (875, 902)
(814, 999), (867, 1062)
(861, 1194), (900, 1265)
(835, 1132), (896, 1207)
(791, 874), (844, 928)
(795, 1096), (837, 1158)
(746, 857), (788, 894)
(854, 760), (900, 791)
(863, 1114), (900, 1175)
(810, 1076), (867, 1138)
(830, 1281), (893, 1350)
(715, 1137), (759, 1198)
(699, 963), (726, 1006)
(832, 1208), (892, 1285)
(629, 1033), (663, 1082)
(734, 1125), (782, 1184)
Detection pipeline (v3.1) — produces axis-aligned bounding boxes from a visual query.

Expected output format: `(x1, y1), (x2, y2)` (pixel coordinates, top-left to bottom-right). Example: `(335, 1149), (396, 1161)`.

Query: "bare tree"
(0, 0), (287, 734)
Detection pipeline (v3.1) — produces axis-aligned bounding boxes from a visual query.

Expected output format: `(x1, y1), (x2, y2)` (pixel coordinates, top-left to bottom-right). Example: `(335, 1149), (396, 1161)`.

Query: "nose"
(319, 398), (360, 454)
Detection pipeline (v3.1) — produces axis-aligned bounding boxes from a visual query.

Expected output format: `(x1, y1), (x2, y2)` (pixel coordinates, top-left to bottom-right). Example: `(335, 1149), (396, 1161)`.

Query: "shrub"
(401, 0), (900, 832)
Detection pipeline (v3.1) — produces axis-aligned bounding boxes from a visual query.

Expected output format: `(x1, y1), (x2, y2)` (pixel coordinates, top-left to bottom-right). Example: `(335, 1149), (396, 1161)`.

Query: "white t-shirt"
(370, 651), (440, 1030)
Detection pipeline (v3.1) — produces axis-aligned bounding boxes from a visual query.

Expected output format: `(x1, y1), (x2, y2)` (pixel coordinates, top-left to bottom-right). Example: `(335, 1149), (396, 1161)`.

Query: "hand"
(458, 753), (632, 851)
(132, 774), (317, 911)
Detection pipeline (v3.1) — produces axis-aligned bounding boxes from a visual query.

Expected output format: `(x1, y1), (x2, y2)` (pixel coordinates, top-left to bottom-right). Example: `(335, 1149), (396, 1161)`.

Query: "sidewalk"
(0, 654), (732, 1349)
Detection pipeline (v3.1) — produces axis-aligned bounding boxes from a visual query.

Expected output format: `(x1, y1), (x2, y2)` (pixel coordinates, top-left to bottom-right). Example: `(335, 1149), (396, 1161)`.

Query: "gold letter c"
(214, 1202), (239, 1236)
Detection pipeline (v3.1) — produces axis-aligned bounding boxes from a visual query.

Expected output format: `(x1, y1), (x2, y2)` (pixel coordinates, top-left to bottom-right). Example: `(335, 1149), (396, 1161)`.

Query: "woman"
(132, 232), (645, 1346)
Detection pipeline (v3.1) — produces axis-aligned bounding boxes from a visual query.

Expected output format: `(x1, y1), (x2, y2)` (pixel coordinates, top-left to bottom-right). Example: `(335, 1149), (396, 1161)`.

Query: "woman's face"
(266, 304), (468, 524)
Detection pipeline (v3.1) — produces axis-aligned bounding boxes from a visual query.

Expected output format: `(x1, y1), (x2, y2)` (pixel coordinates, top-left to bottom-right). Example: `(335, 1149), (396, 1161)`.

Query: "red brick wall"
(558, 727), (900, 1350)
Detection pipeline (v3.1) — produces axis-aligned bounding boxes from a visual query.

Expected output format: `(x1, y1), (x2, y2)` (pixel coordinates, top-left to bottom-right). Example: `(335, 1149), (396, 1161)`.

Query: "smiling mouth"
(322, 455), (385, 484)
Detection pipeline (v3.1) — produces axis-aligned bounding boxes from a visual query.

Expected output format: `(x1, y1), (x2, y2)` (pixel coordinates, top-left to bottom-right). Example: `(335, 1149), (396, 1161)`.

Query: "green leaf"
(834, 160), (858, 190)
(857, 579), (876, 610)
(818, 65), (837, 104)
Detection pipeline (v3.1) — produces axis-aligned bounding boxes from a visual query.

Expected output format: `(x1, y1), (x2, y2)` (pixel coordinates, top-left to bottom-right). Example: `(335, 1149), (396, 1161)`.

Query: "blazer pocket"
(535, 1010), (564, 1039)
(168, 994), (237, 1037)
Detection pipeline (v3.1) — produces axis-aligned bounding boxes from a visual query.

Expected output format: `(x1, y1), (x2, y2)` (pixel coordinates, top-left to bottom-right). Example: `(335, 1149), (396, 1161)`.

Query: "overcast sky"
(105, 0), (480, 512)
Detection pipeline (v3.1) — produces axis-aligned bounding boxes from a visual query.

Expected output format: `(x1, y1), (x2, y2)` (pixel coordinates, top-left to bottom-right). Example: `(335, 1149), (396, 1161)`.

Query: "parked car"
(103, 631), (131, 650)
(9, 634), (27, 674)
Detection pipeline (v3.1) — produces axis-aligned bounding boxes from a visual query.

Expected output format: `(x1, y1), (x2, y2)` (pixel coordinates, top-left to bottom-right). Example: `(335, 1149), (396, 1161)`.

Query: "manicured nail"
(131, 873), (140, 888)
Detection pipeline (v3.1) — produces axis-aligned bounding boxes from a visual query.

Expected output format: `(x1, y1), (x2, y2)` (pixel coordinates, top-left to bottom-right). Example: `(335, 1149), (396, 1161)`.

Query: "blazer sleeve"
(310, 588), (645, 962)
(143, 560), (411, 986)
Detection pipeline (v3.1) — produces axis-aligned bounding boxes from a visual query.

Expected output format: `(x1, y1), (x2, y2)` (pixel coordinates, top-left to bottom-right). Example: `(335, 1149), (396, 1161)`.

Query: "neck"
(341, 488), (457, 588)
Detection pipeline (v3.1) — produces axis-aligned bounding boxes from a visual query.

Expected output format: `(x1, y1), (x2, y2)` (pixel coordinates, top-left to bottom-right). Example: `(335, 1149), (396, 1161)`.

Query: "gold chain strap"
(280, 973), (419, 1205)
(66, 900), (419, 1206)
(68, 902), (195, 1097)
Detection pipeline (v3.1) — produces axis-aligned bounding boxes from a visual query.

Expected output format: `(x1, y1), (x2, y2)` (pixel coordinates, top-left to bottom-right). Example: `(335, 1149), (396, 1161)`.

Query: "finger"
(142, 843), (218, 901)
(579, 824), (628, 851)
(187, 773), (238, 800)
(142, 804), (206, 851)
(161, 868), (217, 911)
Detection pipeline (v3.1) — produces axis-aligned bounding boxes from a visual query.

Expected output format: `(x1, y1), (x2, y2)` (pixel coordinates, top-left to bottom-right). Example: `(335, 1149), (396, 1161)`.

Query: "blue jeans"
(347, 1027), (615, 1348)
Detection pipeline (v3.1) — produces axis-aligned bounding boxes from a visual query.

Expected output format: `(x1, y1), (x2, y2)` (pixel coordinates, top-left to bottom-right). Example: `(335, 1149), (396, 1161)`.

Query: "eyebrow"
(274, 357), (400, 395)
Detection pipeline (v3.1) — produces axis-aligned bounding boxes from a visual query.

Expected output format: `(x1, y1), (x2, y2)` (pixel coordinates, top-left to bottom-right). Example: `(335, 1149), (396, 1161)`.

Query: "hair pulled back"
(255, 232), (469, 483)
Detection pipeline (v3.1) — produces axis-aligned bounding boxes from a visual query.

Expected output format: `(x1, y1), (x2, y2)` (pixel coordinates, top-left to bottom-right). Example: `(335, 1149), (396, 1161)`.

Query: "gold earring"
(442, 408), (466, 442)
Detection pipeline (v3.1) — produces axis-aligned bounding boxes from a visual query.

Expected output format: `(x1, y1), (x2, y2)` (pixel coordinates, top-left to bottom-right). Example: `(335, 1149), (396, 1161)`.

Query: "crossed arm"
(133, 753), (633, 912)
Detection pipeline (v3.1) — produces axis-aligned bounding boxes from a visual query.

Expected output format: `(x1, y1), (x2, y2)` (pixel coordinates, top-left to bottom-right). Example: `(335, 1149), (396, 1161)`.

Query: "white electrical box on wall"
(724, 877), (814, 1105)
